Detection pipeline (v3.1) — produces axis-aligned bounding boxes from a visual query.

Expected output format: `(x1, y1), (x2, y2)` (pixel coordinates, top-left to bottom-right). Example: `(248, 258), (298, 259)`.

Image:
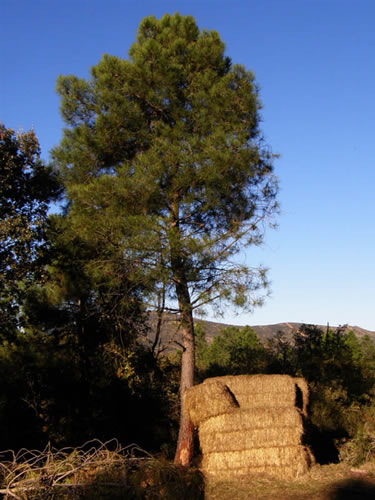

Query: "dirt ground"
(205, 463), (375, 499)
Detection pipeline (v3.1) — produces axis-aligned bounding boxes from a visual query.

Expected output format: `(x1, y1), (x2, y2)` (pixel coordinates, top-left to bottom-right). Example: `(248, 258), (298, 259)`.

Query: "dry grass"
(0, 440), (205, 499)
(3, 440), (375, 499)
(205, 462), (375, 499)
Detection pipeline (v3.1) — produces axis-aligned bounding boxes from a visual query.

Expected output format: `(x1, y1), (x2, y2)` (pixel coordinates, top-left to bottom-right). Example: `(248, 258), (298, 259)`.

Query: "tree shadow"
(328, 478), (375, 499)
(302, 419), (340, 465)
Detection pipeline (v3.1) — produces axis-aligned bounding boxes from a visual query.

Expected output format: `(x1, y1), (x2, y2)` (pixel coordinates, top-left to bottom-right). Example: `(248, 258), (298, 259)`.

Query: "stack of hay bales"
(185, 374), (313, 479)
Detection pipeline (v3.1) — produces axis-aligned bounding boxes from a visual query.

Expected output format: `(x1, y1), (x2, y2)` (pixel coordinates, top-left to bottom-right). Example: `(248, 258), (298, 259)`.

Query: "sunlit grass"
(205, 463), (375, 500)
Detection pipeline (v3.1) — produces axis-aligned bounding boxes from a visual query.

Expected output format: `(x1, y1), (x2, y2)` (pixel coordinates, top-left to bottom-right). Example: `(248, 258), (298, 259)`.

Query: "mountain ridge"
(195, 319), (375, 343)
(145, 313), (375, 351)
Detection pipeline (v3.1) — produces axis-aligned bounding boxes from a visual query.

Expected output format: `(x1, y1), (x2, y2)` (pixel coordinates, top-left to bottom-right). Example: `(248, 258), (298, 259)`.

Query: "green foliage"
(196, 325), (268, 376)
(0, 211), (179, 453)
(338, 406), (375, 466)
(0, 120), (182, 455)
(358, 335), (375, 377)
(0, 123), (60, 339)
(28, 213), (148, 350)
(194, 323), (209, 371)
(0, 327), (179, 453)
(52, 12), (278, 318)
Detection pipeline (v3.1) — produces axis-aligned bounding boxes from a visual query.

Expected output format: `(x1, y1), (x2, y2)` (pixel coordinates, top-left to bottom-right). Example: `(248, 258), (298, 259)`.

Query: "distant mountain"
(195, 319), (375, 344)
(144, 313), (375, 352)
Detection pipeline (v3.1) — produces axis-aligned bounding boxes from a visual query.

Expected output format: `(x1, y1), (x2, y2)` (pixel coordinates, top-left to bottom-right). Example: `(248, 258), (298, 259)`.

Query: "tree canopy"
(0, 123), (60, 338)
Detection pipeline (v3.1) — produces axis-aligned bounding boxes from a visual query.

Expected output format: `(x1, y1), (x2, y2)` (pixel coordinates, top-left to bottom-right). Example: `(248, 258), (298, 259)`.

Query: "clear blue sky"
(2, 0), (375, 330)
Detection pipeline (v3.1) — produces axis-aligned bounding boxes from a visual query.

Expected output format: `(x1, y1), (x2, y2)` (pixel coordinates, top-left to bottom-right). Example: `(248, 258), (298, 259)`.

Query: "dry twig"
(0, 439), (152, 499)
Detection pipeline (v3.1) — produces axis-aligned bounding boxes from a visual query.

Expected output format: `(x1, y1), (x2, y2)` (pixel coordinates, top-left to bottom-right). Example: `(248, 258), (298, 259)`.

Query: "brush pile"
(185, 374), (313, 478)
(0, 439), (205, 499)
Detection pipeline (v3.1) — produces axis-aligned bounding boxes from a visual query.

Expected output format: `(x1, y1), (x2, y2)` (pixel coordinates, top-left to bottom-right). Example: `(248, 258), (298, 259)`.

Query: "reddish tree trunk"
(174, 305), (195, 465)
(170, 197), (195, 466)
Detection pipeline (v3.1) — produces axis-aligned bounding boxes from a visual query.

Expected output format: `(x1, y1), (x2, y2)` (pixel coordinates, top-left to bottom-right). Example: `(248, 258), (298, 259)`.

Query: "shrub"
(339, 409), (375, 466)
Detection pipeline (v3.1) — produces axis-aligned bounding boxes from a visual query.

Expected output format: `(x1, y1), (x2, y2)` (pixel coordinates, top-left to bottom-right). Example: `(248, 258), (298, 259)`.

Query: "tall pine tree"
(53, 14), (278, 464)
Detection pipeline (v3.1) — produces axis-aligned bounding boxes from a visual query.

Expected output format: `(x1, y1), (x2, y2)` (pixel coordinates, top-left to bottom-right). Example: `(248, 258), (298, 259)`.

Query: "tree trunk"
(169, 196), (195, 466)
(174, 282), (195, 466)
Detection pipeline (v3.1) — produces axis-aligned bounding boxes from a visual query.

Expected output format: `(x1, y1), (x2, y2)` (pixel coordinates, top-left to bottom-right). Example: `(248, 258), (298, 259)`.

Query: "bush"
(196, 325), (269, 377)
(339, 409), (375, 466)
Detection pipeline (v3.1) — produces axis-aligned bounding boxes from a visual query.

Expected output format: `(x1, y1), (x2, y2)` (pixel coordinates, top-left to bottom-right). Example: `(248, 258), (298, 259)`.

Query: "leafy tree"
(0, 325), (179, 452)
(267, 331), (297, 374)
(29, 214), (148, 354)
(0, 124), (60, 338)
(291, 325), (367, 391)
(358, 335), (375, 374)
(196, 325), (267, 376)
(52, 13), (278, 463)
(0, 214), (177, 452)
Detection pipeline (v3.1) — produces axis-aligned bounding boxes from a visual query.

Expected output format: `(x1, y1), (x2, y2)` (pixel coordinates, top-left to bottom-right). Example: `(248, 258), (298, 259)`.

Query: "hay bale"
(184, 381), (239, 426)
(225, 391), (297, 410)
(199, 426), (303, 453)
(203, 374), (297, 394)
(199, 407), (303, 434)
(202, 445), (310, 470)
(203, 374), (308, 412)
(188, 375), (313, 479)
(204, 463), (310, 479)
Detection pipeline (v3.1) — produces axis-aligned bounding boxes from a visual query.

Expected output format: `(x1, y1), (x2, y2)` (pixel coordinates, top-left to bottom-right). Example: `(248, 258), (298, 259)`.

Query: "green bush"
(196, 324), (269, 377)
(339, 408), (375, 466)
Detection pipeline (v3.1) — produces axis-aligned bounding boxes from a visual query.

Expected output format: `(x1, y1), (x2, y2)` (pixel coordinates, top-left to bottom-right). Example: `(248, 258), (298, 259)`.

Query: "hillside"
(144, 313), (375, 352)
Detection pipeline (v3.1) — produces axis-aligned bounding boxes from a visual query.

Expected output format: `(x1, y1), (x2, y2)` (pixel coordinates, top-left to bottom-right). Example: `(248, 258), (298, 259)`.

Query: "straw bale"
(200, 407), (303, 435)
(199, 426), (302, 453)
(203, 374), (308, 413)
(202, 445), (310, 471)
(228, 391), (297, 410)
(203, 463), (310, 479)
(184, 381), (239, 426)
(191, 375), (312, 478)
(203, 374), (297, 395)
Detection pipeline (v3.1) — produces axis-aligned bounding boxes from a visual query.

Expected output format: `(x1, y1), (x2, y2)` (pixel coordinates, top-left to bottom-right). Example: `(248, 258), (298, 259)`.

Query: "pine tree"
(53, 13), (278, 464)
